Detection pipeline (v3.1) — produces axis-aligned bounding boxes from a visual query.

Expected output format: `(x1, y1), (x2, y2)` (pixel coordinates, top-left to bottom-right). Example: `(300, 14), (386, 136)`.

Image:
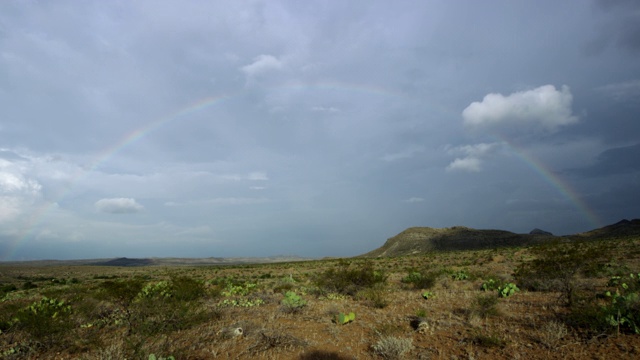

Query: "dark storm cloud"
(573, 143), (640, 176)
(1, 1), (639, 260)
(586, 0), (640, 55)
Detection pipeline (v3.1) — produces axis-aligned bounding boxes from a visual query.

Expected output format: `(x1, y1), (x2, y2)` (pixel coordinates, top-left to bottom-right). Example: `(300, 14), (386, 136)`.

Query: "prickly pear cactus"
(336, 312), (356, 324)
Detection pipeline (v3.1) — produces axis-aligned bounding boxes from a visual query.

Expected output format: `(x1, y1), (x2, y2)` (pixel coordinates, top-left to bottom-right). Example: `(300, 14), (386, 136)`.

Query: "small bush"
(356, 285), (389, 308)
(15, 297), (73, 347)
(451, 270), (469, 281)
(566, 272), (640, 335)
(538, 321), (568, 349)
(400, 271), (437, 290)
(169, 275), (206, 302)
(0, 283), (18, 297)
(472, 332), (506, 348)
(471, 294), (499, 318)
(498, 283), (519, 298)
(481, 277), (504, 291)
(22, 281), (37, 290)
(314, 262), (387, 296)
(515, 240), (609, 306)
(280, 291), (306, 313)
(371, 336), (413, 359)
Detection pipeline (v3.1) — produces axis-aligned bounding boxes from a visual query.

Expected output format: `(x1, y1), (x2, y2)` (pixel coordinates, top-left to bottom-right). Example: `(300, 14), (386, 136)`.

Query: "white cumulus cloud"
(95, 198), (144, 214)
(404, 197), (425, 203)
(462, 85), (578, 132)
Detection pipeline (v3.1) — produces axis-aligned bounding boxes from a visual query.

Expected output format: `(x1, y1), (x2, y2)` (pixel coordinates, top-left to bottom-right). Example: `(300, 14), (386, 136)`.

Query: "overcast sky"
(1, 0), (639, 260)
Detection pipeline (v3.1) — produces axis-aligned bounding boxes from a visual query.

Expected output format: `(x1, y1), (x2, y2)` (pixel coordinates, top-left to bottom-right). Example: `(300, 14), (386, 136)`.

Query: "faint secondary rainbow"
(496, 135), (602, 229)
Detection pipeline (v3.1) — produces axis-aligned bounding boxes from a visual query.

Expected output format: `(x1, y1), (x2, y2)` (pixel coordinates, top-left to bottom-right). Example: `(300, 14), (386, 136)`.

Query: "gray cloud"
(596, 80), (640, 103)
(95, 198), (144, 214)
(0, 1), (638, 260)
(574, 143), (640, 176)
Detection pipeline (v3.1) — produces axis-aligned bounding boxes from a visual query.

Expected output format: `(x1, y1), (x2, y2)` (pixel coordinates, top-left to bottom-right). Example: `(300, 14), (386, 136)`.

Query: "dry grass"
(0, 237), (639, 359)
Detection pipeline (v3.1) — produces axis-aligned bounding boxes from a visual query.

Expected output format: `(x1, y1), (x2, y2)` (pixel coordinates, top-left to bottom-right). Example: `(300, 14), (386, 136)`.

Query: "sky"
(1, 0), (639, 261)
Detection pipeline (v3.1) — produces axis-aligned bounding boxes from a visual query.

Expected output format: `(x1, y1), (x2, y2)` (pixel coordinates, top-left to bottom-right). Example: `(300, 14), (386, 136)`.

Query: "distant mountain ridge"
(361, 219), (640, 258)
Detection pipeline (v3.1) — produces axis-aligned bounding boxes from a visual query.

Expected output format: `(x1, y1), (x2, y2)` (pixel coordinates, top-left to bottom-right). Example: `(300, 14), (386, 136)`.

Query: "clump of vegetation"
(515, 240), (609, 306)
(400, 270), (437, 290)
(314, 262), (387, 296)
(601, 273), (640, 334)
(335, 312), (356, 325)
(537, 321), (569, 349)
(148, 354), (175, 360)
(0, 283), (17, 297)
(280, 291), (306, 313)
(357, 286), (389, 308)
(498, 283), (519, 298)
(470, 294), (499, 318)
(481, 277), (504, 291)
(14, 296), (73, 347)
(22, 281), (37, 290)
(472, 331), (507, 348)
(450, 270), (469, 281)
(421, 291), (435, 299)
(219, 279), (265, 308)
(371, 336), (413, 359)
(247, 329), (308, 354)
(97, 275), (213, 338)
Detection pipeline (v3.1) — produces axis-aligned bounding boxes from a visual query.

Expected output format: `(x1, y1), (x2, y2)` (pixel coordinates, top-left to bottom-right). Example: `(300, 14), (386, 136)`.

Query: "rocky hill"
(362, 219), (640, 258)
(571, 219), (640, 239)
(361, 226), (552, 257)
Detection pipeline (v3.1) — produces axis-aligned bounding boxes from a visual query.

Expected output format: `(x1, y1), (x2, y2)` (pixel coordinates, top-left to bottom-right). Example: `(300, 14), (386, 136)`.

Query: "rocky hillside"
(361, 226), (552, 257)
(362, 219), (640, 258)
(571, 219), (640, 239)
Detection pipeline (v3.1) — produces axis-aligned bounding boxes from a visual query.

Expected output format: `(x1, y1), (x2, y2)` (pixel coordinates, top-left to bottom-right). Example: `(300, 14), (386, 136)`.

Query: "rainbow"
(92, 94), (233, 172)
(3, 95), (235, 260)
(5, 82), (424, 260)
(2, 82), (602, 259)
(497, 135), (602, 229)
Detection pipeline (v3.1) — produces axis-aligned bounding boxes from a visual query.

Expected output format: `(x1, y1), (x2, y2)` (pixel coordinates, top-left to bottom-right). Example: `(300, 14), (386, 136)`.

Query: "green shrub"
(602, 273), (640, 334)
(515, 240), (608, 305)
(15, 297), (73, 346)
(315, 262), (387, 296)
(0, 283), (17, 297)
(335, 312), (356, 325)
(281, 291), (306, 313)
(451, 270), (469, 281)
(169, 275), (206, 302)
(498, 283), (519, 298)
(357, 286), (389, 308)
(400, 271), (437, 290)
(421, 291), (435, 300)
(22, 281), (37, 290)
(481, 277), (503, 291)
